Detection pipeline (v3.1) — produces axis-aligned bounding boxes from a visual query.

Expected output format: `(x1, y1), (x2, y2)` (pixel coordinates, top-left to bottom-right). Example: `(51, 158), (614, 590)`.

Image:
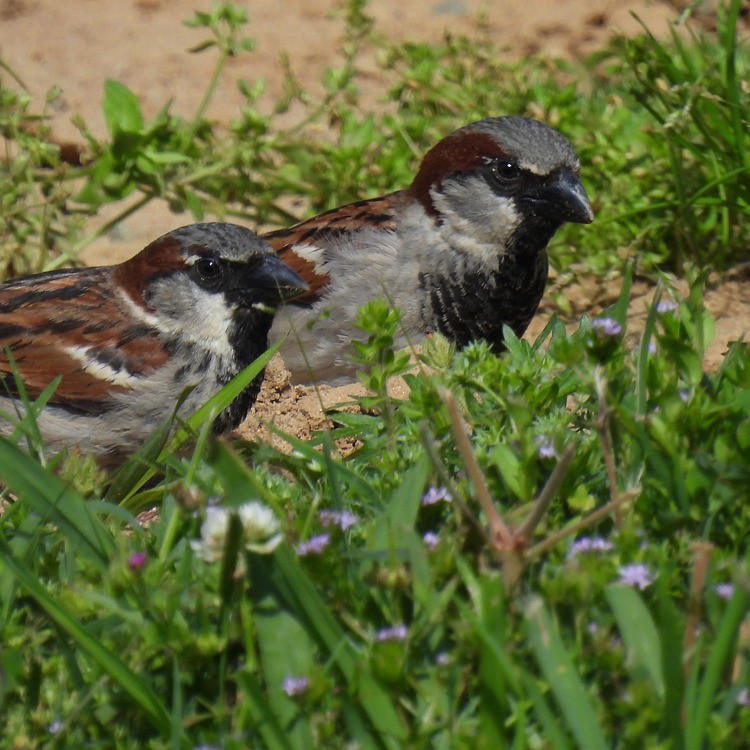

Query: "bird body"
(265, 116), (594, 384)
(0, 223), (307, 459)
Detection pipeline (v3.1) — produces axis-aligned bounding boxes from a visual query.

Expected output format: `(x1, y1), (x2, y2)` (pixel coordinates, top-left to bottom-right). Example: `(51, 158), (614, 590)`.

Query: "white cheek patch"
(63, 345), (140, 388)
(290, 243), (328, 272)
(118, 280), (234, 356)
(184, 290), (235, 354)
(431, 188), (521, 269)
(486, 196), (522, 243)
(116, 287), (173, 334)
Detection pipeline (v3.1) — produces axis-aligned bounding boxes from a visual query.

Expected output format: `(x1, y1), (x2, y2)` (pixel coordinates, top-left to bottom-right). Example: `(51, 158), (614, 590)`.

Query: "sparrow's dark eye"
(492, 160), (520, 182)
(192, 257), (226, 291)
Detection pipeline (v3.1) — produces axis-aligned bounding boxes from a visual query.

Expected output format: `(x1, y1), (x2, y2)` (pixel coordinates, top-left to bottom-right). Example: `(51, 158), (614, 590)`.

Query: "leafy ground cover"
(1, 1), (749, 747)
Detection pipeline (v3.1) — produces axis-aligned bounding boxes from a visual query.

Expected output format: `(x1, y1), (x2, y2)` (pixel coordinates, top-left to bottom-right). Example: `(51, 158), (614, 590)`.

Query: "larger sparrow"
(0, 223), (307, 460)
(265, 116), (594, 384)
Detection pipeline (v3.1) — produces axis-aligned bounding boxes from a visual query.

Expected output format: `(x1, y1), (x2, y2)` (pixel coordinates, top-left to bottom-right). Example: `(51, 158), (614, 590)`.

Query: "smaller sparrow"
(264, 116), (594, 384)
(0, 223), (307, 461)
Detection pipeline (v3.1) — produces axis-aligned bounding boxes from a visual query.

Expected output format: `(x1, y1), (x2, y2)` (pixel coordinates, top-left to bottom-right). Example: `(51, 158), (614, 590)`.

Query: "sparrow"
(264, 116), (594, 384)
(0, 223), (307, 460)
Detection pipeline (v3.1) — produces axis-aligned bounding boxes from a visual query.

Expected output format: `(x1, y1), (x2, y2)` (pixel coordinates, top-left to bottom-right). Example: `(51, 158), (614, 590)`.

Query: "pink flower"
(128, 552), (148, 571)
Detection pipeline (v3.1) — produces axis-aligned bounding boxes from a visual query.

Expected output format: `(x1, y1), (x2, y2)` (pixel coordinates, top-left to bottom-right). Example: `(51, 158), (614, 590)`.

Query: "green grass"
(1, 1), (750, 747)
(3, 279), (750, 747)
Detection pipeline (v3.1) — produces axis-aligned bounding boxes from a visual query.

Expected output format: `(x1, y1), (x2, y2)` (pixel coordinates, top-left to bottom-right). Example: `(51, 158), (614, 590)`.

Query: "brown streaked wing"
(263, 192), (402, 305)
(0, 267), (170, 412)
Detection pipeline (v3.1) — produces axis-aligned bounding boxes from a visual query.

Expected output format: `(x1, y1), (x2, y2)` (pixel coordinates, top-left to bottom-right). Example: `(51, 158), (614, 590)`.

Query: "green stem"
(184, 46), (228, 146)
(55, 193), (153, 267)
(158, 502), (183, 563)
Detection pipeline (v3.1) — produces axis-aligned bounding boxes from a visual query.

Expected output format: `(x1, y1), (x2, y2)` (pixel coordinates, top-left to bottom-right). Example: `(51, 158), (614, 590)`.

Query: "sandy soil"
(1, 0), (748, 448)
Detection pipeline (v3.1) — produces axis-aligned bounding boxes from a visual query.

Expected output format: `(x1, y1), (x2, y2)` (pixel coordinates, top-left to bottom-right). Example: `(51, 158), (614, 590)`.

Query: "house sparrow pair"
(0, 115), (592, 459)
(0, 223), (307, 460)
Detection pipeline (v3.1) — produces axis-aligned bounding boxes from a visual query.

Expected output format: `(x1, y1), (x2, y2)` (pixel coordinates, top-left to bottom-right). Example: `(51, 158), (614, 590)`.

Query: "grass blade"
(234, 671), (296, 750)
(367, 452), (429, 550)
(0, 437), (114, 570)
(524, 596), (608, 750)
(685, 579), (750, 750)
(0, 538), (175, 739)
(606, 584), (664, 696)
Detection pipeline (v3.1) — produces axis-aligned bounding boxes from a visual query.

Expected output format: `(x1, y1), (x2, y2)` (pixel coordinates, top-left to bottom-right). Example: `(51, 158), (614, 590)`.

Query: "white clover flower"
(238, 501), (283, 554)
(191, 506), (231, 562)
(191, 502), (282, 562)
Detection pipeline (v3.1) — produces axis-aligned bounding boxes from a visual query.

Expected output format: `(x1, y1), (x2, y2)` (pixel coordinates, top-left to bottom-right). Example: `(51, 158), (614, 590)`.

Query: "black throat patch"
(419, 241), (551, 351)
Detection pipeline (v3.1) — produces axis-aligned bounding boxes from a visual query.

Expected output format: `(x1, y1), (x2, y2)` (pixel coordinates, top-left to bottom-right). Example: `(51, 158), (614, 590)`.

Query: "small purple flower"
(296, 533), (331, 557)
(679, 389), (691, 404)
(282, 675), (310, 697)
(657, 299), (679, 314)
(128, 552), (148, 571)
(376, 624), (408, 643)
(634, 341), (658, 356)
(318, 509), (358, 531)
(737, 687), (750, 707)
(423, 531), (440, 550)
(422, 486), (452, 506)
(48, 719), (63, 734)
(567, 536), (614, 560)
(618, 563), (653, 590)
(592, 317), (623, 337)
(536, 438), (557, 459)
(715, 583), (734, 601)
(435, 652), (451, 666)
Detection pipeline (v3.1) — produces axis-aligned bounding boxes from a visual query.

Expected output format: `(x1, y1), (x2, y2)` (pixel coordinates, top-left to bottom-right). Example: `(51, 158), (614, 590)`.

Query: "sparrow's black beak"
(527, 168), (595, 225)
(247, 254), (309, 304)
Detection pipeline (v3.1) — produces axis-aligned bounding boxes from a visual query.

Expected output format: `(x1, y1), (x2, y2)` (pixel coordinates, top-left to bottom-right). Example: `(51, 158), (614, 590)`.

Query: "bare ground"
(1, 0), (748, 448)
